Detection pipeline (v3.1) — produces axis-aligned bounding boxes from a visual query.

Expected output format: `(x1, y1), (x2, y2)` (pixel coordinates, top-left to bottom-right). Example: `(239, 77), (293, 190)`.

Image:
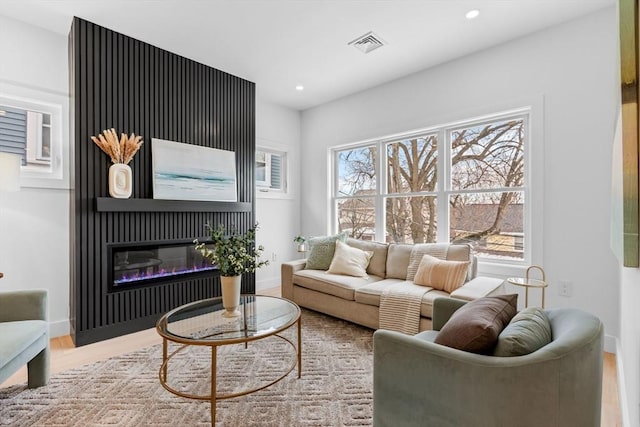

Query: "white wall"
(613, 80), (640, 427)
(300, 8), (620, 344)
(620, 268), (640, 427)
(255, 96), (301, 291)
(0, 15), (70, 337)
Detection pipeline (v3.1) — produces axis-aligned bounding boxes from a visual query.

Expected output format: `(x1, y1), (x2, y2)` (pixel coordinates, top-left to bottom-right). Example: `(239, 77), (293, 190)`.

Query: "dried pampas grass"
(91, 128), (144, 164)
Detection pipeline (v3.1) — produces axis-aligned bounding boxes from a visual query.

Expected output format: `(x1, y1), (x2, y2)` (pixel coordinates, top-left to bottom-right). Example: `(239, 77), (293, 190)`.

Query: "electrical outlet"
(558, 280), (572, 297)
(272, 252), (277, 262)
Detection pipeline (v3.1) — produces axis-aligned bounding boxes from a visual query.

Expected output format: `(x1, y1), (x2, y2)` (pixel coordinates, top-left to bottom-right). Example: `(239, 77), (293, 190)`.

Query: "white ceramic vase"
(108, 163), (132, 198)
(220, 275), (242, 317)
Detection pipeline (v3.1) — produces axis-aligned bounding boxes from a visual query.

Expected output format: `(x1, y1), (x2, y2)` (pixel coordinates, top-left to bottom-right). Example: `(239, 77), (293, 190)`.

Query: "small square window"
(256, 148), (287, 194)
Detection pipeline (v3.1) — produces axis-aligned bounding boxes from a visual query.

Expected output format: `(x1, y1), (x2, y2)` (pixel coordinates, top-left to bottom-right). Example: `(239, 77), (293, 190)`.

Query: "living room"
(0, 1), (637, 426)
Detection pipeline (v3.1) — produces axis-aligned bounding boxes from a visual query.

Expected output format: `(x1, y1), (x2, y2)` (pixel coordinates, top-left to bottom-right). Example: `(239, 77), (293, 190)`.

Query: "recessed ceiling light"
(295, 85), (304, 91)
(465, 9), (480, 19)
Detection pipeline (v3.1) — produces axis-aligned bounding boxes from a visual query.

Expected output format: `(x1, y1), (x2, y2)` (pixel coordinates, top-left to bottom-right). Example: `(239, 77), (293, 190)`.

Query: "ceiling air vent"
(348, 31), (385, 54)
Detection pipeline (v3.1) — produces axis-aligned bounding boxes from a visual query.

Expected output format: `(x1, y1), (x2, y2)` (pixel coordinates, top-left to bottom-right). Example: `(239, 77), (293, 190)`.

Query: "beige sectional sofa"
(281, 238), (506, 331)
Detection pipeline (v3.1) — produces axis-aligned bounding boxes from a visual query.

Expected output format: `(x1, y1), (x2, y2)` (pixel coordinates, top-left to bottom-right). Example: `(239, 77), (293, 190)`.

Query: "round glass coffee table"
(156, 295), (301, 425)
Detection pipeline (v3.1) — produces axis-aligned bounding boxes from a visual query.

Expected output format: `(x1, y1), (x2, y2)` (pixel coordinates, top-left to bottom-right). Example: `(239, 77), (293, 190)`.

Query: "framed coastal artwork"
(619, 0), (639, 267)
(151, 138), (238, 202)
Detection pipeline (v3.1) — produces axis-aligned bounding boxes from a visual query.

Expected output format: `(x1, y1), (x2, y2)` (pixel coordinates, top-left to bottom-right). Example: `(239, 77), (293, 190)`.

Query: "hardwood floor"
(2, 286), (622, 426)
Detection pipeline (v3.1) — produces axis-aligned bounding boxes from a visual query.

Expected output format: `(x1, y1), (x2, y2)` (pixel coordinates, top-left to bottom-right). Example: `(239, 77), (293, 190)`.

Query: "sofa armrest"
(0, 289), (48, 322)
(431, 297), (467, 331)
(374, 328), (509, 427)
(281, 259), (307, 300)
(450, 277), (506, 301)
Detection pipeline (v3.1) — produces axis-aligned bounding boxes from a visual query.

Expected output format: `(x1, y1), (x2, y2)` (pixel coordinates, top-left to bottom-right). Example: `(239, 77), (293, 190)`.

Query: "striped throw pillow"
(413, 254), (470, 293)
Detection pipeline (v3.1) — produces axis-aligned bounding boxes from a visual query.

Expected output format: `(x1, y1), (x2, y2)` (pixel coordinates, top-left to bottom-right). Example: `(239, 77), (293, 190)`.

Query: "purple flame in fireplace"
(111, 241), (217, 287)
(114, 264), (217, 285)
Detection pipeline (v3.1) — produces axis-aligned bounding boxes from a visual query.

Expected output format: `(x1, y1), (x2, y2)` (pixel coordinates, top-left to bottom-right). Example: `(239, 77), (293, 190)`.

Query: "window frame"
(0, 80), (70, 189)
(255, 145), (289, 198)
(331, 108), (532, 265)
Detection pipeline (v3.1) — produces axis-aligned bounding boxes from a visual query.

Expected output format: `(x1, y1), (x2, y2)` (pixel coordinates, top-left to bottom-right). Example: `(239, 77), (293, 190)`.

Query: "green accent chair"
(373, 297), (604, 427)
(0, 290), (50, 388)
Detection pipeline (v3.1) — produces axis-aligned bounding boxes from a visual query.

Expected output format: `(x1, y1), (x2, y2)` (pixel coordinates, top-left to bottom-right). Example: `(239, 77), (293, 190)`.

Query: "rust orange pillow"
(413, 254), (470, 293)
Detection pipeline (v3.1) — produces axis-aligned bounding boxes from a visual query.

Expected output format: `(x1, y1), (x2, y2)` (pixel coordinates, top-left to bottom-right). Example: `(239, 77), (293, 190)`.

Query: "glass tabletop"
(157, 295), (300, 345)
(507, 277), (548, 288)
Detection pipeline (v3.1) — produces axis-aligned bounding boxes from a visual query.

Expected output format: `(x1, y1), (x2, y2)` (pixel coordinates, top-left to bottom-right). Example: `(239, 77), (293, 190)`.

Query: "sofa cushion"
(305, 233), (348, 270)
(407, 243), (472, 281)
(494, 307), (552, 357)
(355, 279), (413, 306)
(385, 244), (413, 279)
(450, 276), (505, 301)
(413, 254), (470, 293)
(328, 240), (373, 277)
(434, 294), (518, 354)
(346, 238), (388, 278)
(293, 269), (382, 301)
(355, 280), (449, 319)
(0, 320), (47, 368)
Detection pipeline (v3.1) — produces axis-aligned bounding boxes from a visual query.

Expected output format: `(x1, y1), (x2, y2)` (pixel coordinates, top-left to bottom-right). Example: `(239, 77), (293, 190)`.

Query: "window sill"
(256, 189), (293, 200)
(477, 261), (528, 280)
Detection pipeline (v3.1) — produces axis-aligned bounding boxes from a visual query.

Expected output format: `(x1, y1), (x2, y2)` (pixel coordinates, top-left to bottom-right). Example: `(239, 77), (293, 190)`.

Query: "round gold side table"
(507, 265), (548, 308)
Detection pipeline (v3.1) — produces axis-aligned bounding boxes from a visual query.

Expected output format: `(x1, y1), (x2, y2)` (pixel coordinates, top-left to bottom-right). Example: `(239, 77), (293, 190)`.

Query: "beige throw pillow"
(327, 240), (373, 277)
(413, 254), (470, 293)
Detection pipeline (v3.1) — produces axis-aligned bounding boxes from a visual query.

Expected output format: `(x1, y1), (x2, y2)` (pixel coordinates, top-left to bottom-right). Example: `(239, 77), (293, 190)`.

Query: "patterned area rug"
(0, 310), (374, 426)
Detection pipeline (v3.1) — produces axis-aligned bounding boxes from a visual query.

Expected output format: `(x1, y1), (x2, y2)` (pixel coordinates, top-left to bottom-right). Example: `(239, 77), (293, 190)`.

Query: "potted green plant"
(293, 235), (307, 252)
(195, 223), (268, 317)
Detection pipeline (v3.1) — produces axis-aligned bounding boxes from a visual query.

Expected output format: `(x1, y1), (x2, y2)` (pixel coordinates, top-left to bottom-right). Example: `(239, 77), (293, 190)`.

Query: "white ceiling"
(0, 0), (615, 111)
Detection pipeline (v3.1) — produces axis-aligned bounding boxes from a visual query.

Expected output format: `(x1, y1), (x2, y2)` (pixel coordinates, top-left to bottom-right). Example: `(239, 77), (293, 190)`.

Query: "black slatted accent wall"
(69, 18), (255, 345)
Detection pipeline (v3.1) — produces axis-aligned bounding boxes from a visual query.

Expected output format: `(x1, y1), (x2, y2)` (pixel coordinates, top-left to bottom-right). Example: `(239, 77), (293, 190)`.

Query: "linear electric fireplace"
(108, 240), (216, 290)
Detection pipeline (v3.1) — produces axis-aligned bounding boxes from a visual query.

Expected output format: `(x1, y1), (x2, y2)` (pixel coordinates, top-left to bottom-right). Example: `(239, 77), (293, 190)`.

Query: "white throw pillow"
(327, 240), (374, 277)
(413, 254), (470, 293)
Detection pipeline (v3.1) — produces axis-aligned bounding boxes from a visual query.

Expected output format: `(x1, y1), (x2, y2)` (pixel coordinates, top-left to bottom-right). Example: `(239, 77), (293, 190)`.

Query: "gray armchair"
(0, 289), (50, 388)
(373, 298), (604, 427)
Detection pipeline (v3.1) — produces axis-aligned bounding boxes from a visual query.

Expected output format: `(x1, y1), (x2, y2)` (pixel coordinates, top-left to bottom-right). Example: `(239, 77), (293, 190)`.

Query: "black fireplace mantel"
(95, 198), (252, 213)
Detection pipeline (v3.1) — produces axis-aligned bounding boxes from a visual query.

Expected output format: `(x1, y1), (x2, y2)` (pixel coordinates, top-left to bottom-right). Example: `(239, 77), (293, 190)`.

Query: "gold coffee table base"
(156, 296), (302, 425)
(158, 328), (301, 424)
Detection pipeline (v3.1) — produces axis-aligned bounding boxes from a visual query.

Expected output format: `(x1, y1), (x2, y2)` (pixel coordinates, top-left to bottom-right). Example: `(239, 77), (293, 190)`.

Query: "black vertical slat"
(70, 17), (255, 345)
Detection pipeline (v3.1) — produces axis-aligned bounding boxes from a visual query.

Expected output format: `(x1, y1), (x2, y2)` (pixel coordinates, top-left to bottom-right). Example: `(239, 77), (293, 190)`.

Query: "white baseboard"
(604, 334), (617, 354)
(48, 318), (70, 338)
(256, 277), (281, 292)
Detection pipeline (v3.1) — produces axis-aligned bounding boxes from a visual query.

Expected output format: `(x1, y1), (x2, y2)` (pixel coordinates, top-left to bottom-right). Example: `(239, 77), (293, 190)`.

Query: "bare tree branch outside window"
(334, 117), (526, 259)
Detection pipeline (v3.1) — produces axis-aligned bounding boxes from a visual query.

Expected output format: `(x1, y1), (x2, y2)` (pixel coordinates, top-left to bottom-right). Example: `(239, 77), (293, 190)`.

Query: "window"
(256, 148), (287, 193)
(336, 146), (377, 240)
(0, 108), (52, 167)
(0, 82), (69, 189)
(333, 112), (528, 262)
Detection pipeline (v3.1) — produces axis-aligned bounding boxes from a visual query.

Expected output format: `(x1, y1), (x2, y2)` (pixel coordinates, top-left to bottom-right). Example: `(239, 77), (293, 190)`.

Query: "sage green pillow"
(493, 307), (552, 357)
(434, 294), (518, 354)
(305, 233), (348, 270)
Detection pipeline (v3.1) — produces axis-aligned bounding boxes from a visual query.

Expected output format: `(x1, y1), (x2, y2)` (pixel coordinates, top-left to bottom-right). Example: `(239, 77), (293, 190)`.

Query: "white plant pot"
(108, 163), (132, 198)
(220, 275), (242, 318)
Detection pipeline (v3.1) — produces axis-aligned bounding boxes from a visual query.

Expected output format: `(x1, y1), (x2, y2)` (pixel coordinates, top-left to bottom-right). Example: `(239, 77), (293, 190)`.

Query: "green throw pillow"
(493, 307), (552, 357)
(305, 233), (348, 270)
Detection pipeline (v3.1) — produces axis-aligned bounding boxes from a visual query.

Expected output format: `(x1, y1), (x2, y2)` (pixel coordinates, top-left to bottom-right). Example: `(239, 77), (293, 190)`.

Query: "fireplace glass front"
(109, 241), (216, 289)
